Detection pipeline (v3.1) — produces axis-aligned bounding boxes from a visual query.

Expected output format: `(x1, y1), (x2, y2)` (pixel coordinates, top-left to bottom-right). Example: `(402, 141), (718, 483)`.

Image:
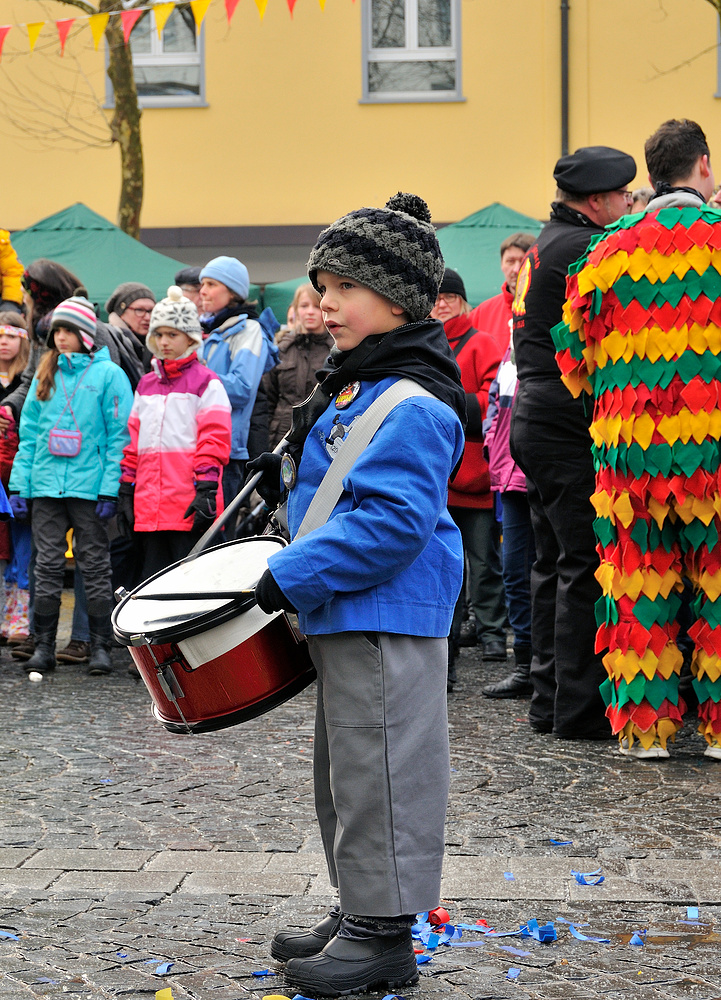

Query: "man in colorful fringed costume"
(553, 119), (721, 760)
(510, 146), (636, 740)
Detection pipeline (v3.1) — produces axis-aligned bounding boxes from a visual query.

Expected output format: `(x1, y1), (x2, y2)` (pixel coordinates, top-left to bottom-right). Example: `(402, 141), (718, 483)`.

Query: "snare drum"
(112, 536), (315, 734)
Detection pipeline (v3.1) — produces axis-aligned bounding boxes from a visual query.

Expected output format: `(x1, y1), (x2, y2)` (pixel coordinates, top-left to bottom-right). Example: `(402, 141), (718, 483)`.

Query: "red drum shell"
(129, 612), (315, 734)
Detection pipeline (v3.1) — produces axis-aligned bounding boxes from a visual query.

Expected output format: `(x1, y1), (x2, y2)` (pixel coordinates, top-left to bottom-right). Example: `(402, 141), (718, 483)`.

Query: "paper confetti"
(252, 970), (277, 977)
(568, 923), (610, 944)
(503, 872), (516, 881)
(549, 838), (573, 845)
(571, 868), (605, 886)
(0, 931), (19, 941)
(155, 990), (174, 1000)
(507, 967), (521, 980)
(629, 931), (646, 947)
(154, 962), (174, 975)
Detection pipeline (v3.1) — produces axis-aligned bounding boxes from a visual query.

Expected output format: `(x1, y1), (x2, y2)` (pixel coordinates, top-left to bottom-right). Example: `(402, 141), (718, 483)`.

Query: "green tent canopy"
(9, 203), (266, 320)
(436, 202), (542, 308)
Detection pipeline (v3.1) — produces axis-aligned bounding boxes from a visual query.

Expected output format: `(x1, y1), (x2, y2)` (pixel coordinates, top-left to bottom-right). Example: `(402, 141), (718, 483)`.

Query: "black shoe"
(529, 718), (553, 734)
(458, 616), (477, 647)
(482, 639), (507, 661)
(271, 906), (343, 962)
(482, 670), (533, 699)
(87, 605), (113, 676)
(284, 927), (418, 997)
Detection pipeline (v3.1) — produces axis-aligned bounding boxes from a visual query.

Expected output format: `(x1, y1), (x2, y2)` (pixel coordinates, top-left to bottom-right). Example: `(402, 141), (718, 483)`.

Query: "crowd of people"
(2, 117), (719, 995)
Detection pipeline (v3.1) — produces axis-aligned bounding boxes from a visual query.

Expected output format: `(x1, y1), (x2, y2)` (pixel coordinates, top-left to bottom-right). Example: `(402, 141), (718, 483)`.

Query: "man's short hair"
(645, 119), (710, 188)
(500, 232), (536, 258)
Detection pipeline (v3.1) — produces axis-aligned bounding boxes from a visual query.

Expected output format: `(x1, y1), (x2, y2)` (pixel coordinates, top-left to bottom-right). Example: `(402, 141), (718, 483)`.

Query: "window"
(108, 8), (205, 108)
(362, 0), (462, 103)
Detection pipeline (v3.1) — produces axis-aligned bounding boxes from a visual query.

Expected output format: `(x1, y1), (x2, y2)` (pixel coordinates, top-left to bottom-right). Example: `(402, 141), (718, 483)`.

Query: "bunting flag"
(120, 9), (143, 44)
(554, 204), (721, 752)
(0, 25), (10, 61)
(56, 18), (75, 55)
(0, 0), (336, 57)
(190, 0), (213, 27)
(153, 3), (175, 37)
(88, 12), (110, 49)
(26, 21), (43, 52)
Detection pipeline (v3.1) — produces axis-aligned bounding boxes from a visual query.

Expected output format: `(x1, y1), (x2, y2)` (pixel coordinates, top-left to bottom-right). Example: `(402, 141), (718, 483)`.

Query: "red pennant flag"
(287, 0), (298, 15)
(56, 18), (74, 55)
(0, 25), (10, 61)
(225, 0), (241, 22)
(120, 9), (142, 44)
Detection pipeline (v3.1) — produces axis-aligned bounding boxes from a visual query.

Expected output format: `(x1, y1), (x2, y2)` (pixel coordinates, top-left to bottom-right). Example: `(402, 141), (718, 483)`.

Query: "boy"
(252, 193), (466, 996)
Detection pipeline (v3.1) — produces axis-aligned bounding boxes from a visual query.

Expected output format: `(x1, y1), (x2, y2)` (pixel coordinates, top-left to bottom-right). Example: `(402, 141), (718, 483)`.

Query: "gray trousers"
(308, 631), (449, 917)
(32, 498), (112, 605)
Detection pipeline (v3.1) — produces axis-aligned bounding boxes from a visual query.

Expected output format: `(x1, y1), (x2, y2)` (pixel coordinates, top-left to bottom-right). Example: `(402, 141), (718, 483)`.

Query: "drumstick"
(130, 590), (257, 602)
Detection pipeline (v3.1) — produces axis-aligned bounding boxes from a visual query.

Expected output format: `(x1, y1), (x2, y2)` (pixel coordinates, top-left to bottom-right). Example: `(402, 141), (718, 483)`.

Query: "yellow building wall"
(0, 0), (718, 230)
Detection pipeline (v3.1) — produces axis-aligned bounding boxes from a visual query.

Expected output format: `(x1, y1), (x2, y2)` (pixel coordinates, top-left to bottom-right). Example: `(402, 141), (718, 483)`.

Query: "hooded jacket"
(9, 346), (133, 501)
(264, 329), (334, 449)
(198, 311), (279, 460)
(120, 354), (232, 533)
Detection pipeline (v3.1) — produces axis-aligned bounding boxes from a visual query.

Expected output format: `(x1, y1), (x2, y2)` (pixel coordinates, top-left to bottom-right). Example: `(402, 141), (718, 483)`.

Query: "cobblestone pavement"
(0, 609), (720, 999)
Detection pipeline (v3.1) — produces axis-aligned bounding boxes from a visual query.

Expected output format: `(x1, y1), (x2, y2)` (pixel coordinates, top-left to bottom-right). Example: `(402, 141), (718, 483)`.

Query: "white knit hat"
(147, 285), (203, 358)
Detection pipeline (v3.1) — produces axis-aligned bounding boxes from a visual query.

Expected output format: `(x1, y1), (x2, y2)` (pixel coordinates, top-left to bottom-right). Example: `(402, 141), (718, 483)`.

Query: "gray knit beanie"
(105, 282), (156, 317)
(307, 192), (444, 323)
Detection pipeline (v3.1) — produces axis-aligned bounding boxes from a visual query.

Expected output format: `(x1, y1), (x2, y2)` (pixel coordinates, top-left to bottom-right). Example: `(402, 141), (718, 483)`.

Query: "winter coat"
(264, 330), (333, 449)
(0, 371), (22, 485)
(120, 354), (232, 532)
(467, 283), (514, 353)
(444, 314), (503, 509)
(267, 374), (465, 638)
(103, 314), (149, 389)
(198, 313), (279, 460)
(483, 345), (527, 493)
(0, 230), (24, 307)
(9, 346), (133, 501)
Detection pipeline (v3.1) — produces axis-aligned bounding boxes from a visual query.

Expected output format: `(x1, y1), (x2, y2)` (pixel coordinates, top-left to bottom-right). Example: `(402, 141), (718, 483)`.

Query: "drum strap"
(295, 377), (436, 539)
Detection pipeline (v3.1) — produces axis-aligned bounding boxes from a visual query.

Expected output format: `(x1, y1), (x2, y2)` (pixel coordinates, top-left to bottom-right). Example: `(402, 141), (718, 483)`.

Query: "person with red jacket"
(433, 269), (506, 689)
(467, 232), (536, 352)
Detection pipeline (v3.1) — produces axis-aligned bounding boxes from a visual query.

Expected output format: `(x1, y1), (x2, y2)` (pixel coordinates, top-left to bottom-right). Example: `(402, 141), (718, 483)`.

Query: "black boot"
(482, 643), (533, 698)
(271, 905), (343, 961)
(87, 600), (113, 676)
(284, 915), (418, 997)
(23, 599), (60, 674)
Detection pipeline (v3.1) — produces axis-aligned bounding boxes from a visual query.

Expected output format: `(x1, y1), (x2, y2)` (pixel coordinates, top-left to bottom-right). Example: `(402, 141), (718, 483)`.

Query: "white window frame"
(106, 10), (206, 110)
(361, 0), (463, 104)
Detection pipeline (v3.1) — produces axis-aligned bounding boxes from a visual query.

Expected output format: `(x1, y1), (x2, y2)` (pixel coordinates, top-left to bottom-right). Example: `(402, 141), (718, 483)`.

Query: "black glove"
(255, 568), (297, 614)
(184, 481), (217, 532)
(246, 452), (283, 508)
(116, 482), (135, 539)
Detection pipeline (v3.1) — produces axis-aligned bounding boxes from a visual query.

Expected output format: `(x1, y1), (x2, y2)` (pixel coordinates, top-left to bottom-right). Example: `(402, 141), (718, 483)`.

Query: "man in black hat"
(509, 145), (636, 740)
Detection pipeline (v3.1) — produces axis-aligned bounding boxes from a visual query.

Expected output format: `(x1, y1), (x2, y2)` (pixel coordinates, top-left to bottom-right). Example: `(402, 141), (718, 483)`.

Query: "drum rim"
(111, 534), (287, 646)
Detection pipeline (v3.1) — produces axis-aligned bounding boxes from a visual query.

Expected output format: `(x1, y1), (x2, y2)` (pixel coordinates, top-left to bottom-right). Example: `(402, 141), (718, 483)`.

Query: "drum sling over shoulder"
(294, 377), (436, 539)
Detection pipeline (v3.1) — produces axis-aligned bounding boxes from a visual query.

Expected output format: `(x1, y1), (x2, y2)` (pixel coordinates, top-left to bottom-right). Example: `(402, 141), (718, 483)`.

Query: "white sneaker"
(619, 737), (669, 759)
(704, 740), (721, 759)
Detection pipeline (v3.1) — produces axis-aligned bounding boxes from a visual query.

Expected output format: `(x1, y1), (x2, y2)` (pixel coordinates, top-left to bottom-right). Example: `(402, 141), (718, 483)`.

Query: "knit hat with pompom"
(307, 192), (445, 323)
(147, 285), (203, 358)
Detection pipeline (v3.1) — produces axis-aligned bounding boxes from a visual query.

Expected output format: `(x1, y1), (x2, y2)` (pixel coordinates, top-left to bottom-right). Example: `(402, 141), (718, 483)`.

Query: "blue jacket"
(268, 375), (465, 637)
(10, 347), (133, 501)
(199, 314), (278, 460)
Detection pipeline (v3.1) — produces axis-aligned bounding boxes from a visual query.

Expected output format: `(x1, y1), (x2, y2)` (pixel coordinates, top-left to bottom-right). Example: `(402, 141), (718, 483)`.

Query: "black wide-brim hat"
(553, 146), (636, 196)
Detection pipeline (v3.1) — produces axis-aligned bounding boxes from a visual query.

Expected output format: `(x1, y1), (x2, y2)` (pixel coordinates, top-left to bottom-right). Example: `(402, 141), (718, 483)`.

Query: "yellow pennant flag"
(190, 0), (213, 27)
(319, 0), (326, 8)
(26, 21), (43, 52)
(153, 3), (175, 38)
(88, 12), (110, 50)
(254, 0), (268, 19)
(155, 989), (173, 1000)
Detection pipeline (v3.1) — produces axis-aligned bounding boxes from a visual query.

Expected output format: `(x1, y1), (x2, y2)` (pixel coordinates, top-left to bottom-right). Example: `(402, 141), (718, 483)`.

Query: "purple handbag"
(48, 359), (93, 458)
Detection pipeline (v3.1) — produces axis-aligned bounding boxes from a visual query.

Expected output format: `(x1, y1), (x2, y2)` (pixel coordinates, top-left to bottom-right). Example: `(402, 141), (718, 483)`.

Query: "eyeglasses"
(127, 306), (153, 317)
(615, 189), (633, 201)
(436, 293), (460, 304)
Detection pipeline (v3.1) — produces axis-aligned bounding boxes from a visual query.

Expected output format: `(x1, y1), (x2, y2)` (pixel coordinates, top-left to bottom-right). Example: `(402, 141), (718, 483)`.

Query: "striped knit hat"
(49, 296), (97, 351)
(307, 192), (445, 323)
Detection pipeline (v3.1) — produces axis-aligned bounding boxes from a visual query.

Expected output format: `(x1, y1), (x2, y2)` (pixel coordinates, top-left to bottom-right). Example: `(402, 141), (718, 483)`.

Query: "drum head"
(112, 535), (285, 645)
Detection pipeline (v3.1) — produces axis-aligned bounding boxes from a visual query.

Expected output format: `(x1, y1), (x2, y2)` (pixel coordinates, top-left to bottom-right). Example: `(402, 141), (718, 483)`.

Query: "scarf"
(200, 302), (258, 337)
(286, 319), (466, 452)
(154, 352), (198, 381)
(648, 181), (706, 205)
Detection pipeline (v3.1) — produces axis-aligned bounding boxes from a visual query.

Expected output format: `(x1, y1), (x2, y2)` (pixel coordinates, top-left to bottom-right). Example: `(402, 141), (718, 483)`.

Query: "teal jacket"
(10, 347), (133, 501)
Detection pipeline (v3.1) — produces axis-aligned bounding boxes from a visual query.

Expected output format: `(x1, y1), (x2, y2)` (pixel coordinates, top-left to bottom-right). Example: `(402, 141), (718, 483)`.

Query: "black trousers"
(510, 380), (608, 738)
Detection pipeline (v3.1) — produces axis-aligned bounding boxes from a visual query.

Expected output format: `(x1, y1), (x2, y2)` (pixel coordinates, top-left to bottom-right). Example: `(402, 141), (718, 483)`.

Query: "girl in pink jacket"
(118, 286), (232, 579)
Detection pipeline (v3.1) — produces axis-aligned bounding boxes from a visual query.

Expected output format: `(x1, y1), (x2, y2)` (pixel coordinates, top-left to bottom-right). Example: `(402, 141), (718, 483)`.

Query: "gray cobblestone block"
(568, 877), (698, 904)
(51, 872), (185, 893)
(22, 850), (155, 871)
(179, 873), (310, 895)
(0, 869), (61, 890)
(146, 850), (268, 873)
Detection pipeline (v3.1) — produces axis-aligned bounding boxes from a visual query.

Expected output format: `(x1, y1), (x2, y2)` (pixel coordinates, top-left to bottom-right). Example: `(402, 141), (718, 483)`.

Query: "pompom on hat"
(49, 296), (97, 352)
(147, 285), (203, 358)
(199, 256), (250, 302)
(307, 192), (445, 323)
